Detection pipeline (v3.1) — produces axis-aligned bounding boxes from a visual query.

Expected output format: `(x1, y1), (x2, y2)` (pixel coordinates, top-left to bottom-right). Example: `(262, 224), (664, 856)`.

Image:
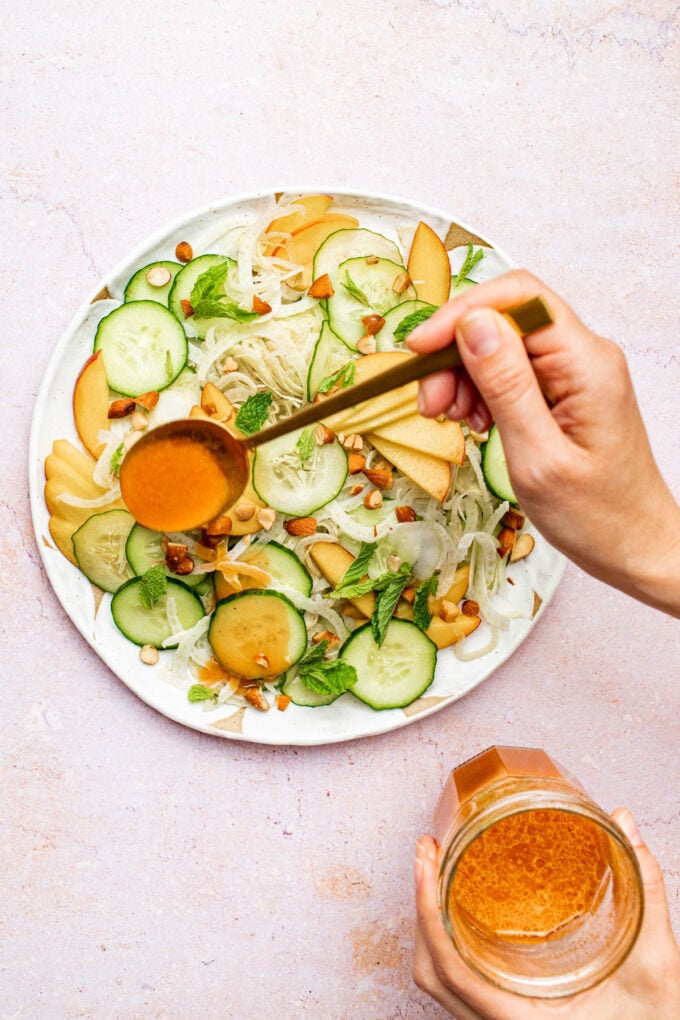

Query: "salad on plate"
(39, 191), (554, 737)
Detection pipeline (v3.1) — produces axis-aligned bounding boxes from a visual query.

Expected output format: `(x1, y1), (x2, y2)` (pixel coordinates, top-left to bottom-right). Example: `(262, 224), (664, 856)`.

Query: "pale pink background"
(1, 2), (678, 1018)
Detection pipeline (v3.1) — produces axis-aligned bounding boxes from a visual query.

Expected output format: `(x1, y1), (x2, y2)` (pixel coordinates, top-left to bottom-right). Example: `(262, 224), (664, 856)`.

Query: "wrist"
(615, 491), (680, 618)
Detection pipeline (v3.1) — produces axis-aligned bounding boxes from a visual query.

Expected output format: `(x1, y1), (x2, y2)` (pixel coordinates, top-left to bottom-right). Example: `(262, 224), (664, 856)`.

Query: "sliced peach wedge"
(266, 195), (333, 236)
(274, 215), (360, 291)
(73, 351), (110, 458)
(407, 221), (451, 307)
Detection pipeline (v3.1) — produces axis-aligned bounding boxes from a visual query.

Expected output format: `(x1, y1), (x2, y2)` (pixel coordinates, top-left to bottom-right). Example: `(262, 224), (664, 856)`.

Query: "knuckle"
(481, 359), (533, 406)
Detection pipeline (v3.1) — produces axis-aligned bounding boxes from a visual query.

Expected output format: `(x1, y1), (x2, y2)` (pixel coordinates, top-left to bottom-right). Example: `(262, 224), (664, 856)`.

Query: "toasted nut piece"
(364, 468), (393, 490)
(253, 652), (270, 668)
(205, 514), (233, 537)
(244, 687), (270, 711)
(253, 295), (272, 315)
(364, 490), (383, 510)
(233, 502), (256, 522)
(387, 554), (401, 573)
(284, 516), (317, 536)
(173, 556), (195, 576)
(503, 508), (526, 530)
(349, 483), (364, 496)
(365, 255), (379, 265)
(507, 576), (515, 585)
(462, 599), (480, 617)
(146, 265), (172, 287)
(392, 271), (412, 295)
(180, 298), (194, 318)
(175, 241), (193, 263)
(342, 433), (363, 451)
(139, 644), (159, 665)
(255, 508), (276, 530)
(135, 390), (160, 410)
(314, 424), (335, 445)
(276, 694), (292, 712)
(348, 453), (366, 474)
(130, 410), (149, 431)
(373, 459), (391, 471)
(395, 505), (416, 523)
(312, 630), (340, 648)
(165, 542), (189, 568)
(469, 429), (489, 443)
(440, 599), (461, 622)
(356, 335), (376, 355)
(510, 532), (535, 562)
(222, 356), (239, 373)
(401, 587), (416, 605)
(307, 273), (335, 299)
(497, 526), (516, 556)
(361, 314), (386, 335)
(108, 398), (135, 419)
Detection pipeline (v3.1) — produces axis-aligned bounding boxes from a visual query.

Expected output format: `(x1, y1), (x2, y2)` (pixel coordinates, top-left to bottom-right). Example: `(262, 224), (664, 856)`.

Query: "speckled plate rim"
(29, 185), (567, 746)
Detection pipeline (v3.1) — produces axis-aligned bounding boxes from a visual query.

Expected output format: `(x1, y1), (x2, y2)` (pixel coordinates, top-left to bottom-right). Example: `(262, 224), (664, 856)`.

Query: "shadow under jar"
(435, 746), (643, 998)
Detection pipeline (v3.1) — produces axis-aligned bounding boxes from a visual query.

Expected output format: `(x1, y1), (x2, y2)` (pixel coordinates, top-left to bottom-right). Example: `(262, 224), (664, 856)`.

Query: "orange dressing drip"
(120, 435), (233, 531)
(451, 809), (610, 943)
(198, 657), (231, 685)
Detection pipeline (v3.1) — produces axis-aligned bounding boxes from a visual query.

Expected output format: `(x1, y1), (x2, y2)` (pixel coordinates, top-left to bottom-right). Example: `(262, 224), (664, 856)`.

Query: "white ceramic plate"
(29, 188), (566, 746)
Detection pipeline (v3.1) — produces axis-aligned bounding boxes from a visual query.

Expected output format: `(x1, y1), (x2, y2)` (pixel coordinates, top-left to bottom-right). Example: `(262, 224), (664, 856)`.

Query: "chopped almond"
(253, 652), (270, 668)
(348, 453), (366, 474)
(401, 587), (415, 605)
(253, 295), (272, 315)
(342, 433), (363, 452)
(497, 526), (516, 557)
(392, 271), (412, 295)
(461, 599), (480, 617)
(130, 410), (148, 431)
(364, 467), (393, 490)
(365, 255), (379, 265)
(139, 644), (159, 665)
(233, 503), (256, 522)
(356, 335), (376, 355)
(349, 483), (364, 496)
(180, 298), (194, 318)
(175, 241), (193, 263)
(364, 490), (383, 510)
(205, 515), (233, 537)
(396, 505), (416, 523)
(255, 508), (277, 530)
(145, 266), (172, 287)
(173, 557), (195, 576)
(284, 517), (317, 536)
(276, 694), (292, 712)
(314, 424), (335, 445)
(244, 688), (270, 711)
(361, 314), (386, 335)
(510, 532), (535, 562)
(503, 508), (526, 530)
(387, 555), (401, 573)
(222, 356), (239, 374)
(307, 274), (335, 299)
(108, 398), (135, 419)
(135, 390), (160, 410)
(440, 599), (461, 622)
(312, 630), (340, 649)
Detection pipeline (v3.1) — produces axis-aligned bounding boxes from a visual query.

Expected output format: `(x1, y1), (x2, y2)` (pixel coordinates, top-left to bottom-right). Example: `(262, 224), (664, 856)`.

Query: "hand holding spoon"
(119, 296), (553, 531)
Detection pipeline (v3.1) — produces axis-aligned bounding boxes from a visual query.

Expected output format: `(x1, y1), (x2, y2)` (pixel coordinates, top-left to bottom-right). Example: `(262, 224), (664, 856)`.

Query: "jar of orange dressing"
(434, 746), (643, 997)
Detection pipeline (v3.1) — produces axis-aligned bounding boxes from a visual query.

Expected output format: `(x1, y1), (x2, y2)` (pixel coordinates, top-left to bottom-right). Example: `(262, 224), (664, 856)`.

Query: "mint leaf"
(110, 442), (125, 476)
(298, 660), (358, 696)
(139, 564), (167, 610)
(332, 562), (410, 604)
(190, 261), (258, 322)
(413, 575), (439, 631)
(341, 271), (371, 307)
(188, 683), (219, 704)
(296, 426), (316, 466)
(234, 391), (273, 435)
(393, 305), (437, 343)
(317, 360), (355, 394)
(371, 564), (411, 646)
(333, 542), (377, 596)
(452, 244), (485, 287)
(298, 639), (330, 666)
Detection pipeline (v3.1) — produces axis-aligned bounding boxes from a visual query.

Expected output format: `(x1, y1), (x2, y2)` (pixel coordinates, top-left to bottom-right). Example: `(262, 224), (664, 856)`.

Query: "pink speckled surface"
(1, 3), (678, 1018)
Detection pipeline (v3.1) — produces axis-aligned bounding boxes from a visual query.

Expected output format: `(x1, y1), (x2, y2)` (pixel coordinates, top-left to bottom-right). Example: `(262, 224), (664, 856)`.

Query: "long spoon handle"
(244, 295), (553, 449)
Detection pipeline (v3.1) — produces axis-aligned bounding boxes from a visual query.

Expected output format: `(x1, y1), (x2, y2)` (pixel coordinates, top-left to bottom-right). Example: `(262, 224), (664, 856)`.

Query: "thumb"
(613, 807), (673, 926)
(455, 308), (562, 456)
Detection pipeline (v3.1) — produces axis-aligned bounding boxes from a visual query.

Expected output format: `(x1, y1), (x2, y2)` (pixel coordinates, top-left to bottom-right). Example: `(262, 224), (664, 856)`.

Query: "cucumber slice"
(72, 509), (135, 593)
(94, 301), (188, 397)
(168, 254), (240, 339)
(124, 261), (182, 306)
(281, 670), (341, 707)
(481, 424), (517, 504)
(240, 541), (313, 596)
(340, 619), (437, 710)
(328, 257), (417, 349)
(125, 523), (205, 588)
(252, 428), (348, 516)
(209, 590), (307, 680)
(449, 277), (477, 299)
(111, 577), (204, 648)
(375, 300), (438, 352)
(307, 321), (355, 400)
(313, 228), (403, 286)
(348, 498), (396, 528)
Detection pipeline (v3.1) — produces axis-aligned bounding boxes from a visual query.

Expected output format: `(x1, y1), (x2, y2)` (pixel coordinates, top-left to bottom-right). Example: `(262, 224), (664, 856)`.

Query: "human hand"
(407, 270), (680, 616)
(413, 808), (680, 1019)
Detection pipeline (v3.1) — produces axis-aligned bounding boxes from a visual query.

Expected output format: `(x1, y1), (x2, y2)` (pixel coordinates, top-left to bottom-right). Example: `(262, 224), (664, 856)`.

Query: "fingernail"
(617, 808), (643, 847)
(417, 387), (427, 415)
(457, 308), (501, 358)
(467, 409), (488, 433)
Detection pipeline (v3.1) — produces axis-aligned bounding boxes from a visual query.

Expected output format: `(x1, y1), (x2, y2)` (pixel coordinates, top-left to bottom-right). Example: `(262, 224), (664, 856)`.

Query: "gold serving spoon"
(119, 296), (553, 531)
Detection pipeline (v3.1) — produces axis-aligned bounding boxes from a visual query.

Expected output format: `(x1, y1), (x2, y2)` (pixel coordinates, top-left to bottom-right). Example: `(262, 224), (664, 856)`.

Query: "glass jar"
(434, 746), (643, 998)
